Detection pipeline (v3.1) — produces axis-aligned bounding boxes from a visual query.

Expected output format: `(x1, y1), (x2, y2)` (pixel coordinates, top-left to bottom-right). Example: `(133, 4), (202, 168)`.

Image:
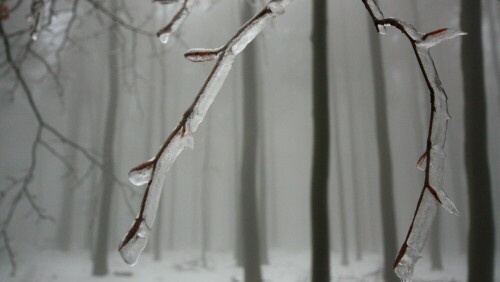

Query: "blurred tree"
(92, 0), (120, 275)
(239, 1), (263, 281)
(461, 1), (496, 281)
(310, 0), (331, 280)
(366, 12), (398, 282)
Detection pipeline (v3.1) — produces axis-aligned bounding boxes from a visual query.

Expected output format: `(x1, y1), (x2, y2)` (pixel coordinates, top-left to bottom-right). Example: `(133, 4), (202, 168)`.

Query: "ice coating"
(421, 28), (468, 49)
(119, 0), (295, 266)
(362, 0), (464, 280)
(156, 0), (192, 44)
(119, 220), (149, 266)
(128, 159), (154, 186)
(184, 47), (223, 62)
(395, 189), (438, 280)
(416, 152), (427, 172)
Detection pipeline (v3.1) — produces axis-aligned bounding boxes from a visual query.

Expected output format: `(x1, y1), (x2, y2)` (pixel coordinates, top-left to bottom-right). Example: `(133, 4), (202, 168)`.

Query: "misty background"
(0, 0), (499, 281)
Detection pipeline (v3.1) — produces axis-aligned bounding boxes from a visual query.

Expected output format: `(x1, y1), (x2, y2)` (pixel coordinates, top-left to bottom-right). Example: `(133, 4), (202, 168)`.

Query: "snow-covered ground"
(0, 250), (470, 282)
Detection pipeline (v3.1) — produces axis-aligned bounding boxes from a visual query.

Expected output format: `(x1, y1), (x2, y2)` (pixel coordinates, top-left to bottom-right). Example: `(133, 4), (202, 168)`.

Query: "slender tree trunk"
(332, 99), (348, 266)
(311, 0), (331, 280)
(92, 0), (119, 275)
(366, 14), (398, 282)
(239, 2), (263, 281)
(257, 64), (269, 265)
(339, 6), (360, 261)
(201, 114), (212, 268)
(461, 1), (496, 281)
(57, 94), (82, 252)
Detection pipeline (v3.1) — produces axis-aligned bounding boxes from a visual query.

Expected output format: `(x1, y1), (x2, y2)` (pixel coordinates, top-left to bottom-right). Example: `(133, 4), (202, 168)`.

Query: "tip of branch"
(420, 28), (467, 48)
(184, 47), (223, 63)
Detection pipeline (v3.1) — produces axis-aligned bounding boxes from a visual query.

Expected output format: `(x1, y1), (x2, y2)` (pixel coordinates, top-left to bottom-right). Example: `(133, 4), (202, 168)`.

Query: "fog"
(0, 0), (499, 281)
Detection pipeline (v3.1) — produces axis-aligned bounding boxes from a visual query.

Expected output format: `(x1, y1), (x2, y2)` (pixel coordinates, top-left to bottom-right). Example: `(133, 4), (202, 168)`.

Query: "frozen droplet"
(268, 2), (285, 15)
(31, 32), (38, 41)
(119, 221), (150, 266)
(159, 32), (170, 44)
(128, 162), (153, 186)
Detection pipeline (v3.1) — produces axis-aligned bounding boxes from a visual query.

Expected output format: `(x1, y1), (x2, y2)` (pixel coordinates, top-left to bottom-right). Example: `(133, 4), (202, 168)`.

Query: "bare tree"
(310, 0), (331, 280)
(461, 1), (496, 281)
(365, 10), (398, 282)
(92, 0), (120, 275)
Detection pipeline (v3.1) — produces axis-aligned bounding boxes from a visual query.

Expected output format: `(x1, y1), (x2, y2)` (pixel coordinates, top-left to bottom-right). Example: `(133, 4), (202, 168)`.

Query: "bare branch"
(118, 0), (294, 266)
(362, 0), (464, 280)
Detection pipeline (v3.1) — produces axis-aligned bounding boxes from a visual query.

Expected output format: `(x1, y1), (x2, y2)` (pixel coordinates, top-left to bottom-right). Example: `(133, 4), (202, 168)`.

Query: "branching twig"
(362, 0), (464, 280)
(118, 0), (292, 266)
(155, 0), (193, 44)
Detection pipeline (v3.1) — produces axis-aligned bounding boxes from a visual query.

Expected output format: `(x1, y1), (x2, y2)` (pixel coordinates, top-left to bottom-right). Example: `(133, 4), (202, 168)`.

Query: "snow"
(0, 250), (471, 282)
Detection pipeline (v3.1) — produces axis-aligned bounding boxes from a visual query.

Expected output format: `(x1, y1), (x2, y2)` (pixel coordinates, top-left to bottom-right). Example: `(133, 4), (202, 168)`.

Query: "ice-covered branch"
(156, 0), (192, 44)
(118, 0), (293, 266)
(362, 0), (464, 280)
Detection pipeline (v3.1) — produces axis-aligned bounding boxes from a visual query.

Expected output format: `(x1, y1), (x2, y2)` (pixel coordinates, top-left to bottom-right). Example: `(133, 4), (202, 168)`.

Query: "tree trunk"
(461, 1), (496, 281)
(201, 114), (212, 268)
(366, 14), (398, 282)
(239, 2), (263, 281)
(257, 64), (269, 265)
(92, 0), (119, 275)
(311, 0), (331, 280)
(56, 94), (82, 252)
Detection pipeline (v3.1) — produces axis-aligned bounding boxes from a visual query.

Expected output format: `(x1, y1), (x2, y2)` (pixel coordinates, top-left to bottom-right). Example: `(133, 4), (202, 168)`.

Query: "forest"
(0, 0), (499, 281)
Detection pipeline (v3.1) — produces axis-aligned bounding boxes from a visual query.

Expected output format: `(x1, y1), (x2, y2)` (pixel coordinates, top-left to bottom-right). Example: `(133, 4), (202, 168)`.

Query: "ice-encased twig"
(156, 0), (193, 44)
(118, 0), (294, 266)
(362, 0), (464, 280)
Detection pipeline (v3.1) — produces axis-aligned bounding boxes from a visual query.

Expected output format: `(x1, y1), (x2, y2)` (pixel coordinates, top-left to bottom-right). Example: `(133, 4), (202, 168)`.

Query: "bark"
(366, 15), (398, 282)
(461, 1), (496, 281)
(311, 0), (331, 280)
(239, 1), (263, 281)
(92, 0), (119, 275)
